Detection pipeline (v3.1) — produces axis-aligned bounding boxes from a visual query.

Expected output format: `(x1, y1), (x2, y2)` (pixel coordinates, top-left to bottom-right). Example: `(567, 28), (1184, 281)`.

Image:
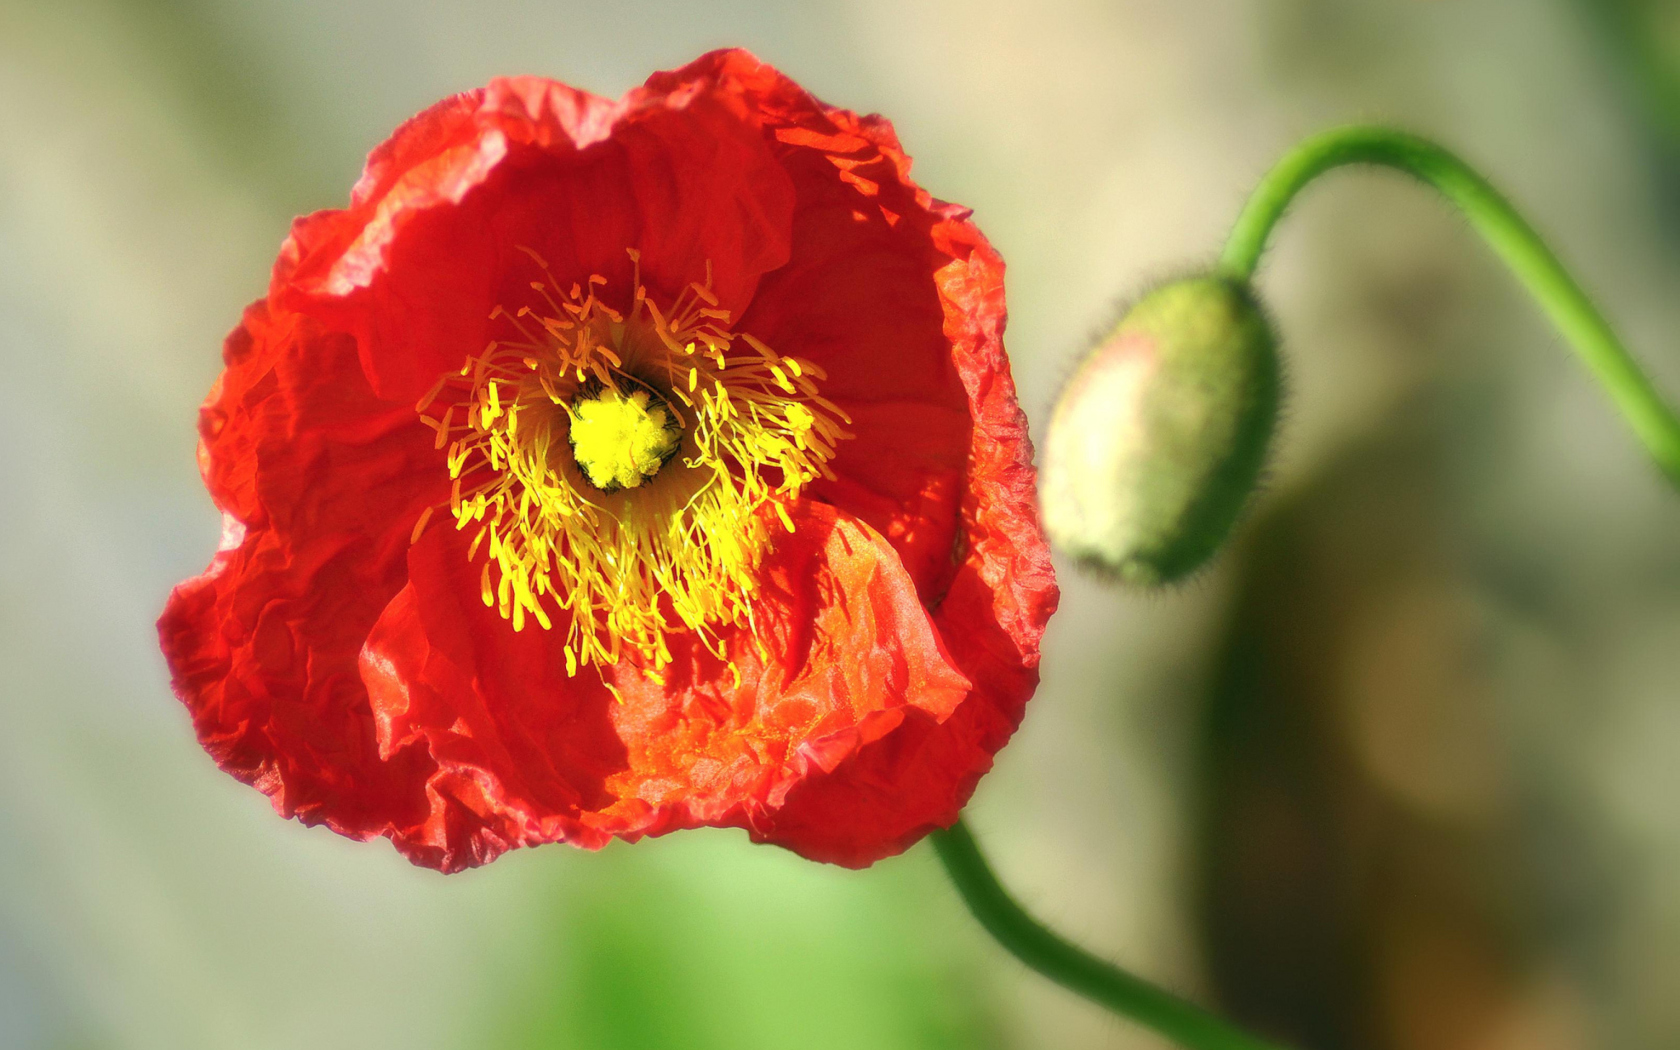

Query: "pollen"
(569, 386), (683, 491)
(413, 248), (851, 681)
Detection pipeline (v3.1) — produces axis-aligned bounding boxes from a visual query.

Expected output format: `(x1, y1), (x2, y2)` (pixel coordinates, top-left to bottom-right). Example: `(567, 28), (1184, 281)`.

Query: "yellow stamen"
(412, 249), (850, 680)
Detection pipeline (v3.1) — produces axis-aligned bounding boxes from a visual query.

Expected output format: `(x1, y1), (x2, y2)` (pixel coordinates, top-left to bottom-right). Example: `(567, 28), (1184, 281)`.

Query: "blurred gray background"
(3, 1), (1679, 1047)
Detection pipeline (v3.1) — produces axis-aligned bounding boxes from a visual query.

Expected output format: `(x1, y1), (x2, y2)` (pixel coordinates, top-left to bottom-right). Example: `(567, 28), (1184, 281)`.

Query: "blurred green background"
(4, 1), (1680, 1047)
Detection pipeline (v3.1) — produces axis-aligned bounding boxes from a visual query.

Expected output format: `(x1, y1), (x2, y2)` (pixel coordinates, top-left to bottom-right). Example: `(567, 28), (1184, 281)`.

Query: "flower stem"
(931, 819), (1284, 1050)
(1220, 125), (1680, 490)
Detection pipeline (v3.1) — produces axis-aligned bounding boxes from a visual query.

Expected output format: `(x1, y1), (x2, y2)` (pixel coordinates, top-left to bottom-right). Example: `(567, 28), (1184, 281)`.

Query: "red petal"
(357, 500), (969, 871)
(159, 301), (444, 843)
(736, 185), (1060, 868)
(674, 52), (971, 605)
(273, 68), (795, 405)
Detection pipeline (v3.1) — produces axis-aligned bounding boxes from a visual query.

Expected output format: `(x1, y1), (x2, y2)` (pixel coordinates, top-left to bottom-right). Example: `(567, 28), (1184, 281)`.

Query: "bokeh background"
(4, 1), (1680, 1047)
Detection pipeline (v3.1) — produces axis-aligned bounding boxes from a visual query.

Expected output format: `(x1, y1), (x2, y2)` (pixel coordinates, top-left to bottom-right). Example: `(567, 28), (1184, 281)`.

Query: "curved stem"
(931, 819), (1284, 1050)
(1220, 125), (1680, 489)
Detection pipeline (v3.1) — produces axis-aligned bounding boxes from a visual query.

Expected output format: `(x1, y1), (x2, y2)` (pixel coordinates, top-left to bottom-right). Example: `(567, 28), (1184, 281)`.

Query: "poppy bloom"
(159, 49), (1058, 873)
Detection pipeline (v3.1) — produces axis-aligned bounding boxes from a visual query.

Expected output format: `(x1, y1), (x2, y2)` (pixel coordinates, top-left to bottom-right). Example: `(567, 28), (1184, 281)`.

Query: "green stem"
(1220, 125), (1680, 490)
(931, 819), (1285, 1050)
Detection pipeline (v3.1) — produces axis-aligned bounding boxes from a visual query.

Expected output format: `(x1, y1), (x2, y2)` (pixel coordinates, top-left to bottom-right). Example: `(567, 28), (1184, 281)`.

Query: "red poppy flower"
(158, 49), (1058, 873)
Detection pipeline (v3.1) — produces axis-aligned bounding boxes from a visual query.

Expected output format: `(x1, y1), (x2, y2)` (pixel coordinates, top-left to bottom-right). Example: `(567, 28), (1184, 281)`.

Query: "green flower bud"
(1040, 275), (1280, 586)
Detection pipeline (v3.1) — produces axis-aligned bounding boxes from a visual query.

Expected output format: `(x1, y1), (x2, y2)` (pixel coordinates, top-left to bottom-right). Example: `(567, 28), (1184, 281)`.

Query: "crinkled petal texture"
(159, 49), (1058, 872)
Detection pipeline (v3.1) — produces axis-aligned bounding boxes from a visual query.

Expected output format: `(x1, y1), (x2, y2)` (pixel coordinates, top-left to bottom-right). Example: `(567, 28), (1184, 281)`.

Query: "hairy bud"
(1040, 275), (1280, 585)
